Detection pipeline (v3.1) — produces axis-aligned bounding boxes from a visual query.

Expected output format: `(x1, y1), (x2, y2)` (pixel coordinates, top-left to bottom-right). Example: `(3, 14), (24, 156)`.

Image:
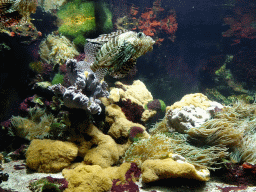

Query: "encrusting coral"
(108, 80), (156, 122)
(105, 104), (150, 143)
(83, 124), (120, 168)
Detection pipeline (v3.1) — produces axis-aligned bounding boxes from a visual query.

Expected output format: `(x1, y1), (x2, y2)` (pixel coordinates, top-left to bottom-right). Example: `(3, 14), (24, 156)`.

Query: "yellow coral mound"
(141, 158), (210, 183)
(26, 139), (78, 173)
(62, 163), (133, 192)
(83, 124), (119, 168)
(167, 93), (212, 111)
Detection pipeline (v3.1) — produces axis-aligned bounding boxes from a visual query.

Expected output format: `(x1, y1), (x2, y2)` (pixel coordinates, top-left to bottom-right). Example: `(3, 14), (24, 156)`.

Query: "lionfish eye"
(137, 32), (144, 38)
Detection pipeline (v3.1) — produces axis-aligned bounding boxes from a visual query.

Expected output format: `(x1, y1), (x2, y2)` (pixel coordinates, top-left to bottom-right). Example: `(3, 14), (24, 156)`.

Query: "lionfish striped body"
(83, 30), (155, 81)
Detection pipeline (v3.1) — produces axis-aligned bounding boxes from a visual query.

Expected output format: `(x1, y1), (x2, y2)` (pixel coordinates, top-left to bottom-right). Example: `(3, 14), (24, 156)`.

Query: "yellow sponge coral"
(141, 158), (210, 183)
(167, 93), (212, 111)
(83, 124), (119, 168)
(26, 139), (78, 173)
(62, 163), (133, 192)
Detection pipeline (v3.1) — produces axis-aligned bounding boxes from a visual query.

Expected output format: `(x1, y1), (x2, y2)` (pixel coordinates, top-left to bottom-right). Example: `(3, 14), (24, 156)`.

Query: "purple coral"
(19, 96), (35, 112)
(119, 99), (144, 124)
(45, 176), (68, 190)
(111, 163), (141, 192)
(129, 127), (144, 142)
(221, 162), (256, 186)
(145, 99), (166, 112)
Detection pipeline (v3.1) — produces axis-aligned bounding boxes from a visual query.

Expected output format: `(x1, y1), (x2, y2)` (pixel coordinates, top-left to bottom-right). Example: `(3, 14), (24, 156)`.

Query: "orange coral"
(114, 0), (178, 44)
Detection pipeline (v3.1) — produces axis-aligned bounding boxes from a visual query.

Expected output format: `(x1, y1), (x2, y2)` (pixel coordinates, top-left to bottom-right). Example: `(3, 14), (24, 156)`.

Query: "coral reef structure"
(108, 80), (155, 122)
(105, 104), (150, 145)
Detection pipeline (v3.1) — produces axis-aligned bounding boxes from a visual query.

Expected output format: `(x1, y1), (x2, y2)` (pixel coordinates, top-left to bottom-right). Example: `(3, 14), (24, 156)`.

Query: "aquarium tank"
(1, 0), (256, 191)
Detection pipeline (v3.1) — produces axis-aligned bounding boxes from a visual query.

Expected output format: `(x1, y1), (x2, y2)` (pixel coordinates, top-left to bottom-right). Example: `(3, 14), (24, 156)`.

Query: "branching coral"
(222, 6), (256, 45)
(115, 0), (177, 44)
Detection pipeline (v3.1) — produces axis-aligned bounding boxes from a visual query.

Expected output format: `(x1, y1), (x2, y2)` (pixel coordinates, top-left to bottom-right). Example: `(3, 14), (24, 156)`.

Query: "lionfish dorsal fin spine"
(86, 29), (128, 44)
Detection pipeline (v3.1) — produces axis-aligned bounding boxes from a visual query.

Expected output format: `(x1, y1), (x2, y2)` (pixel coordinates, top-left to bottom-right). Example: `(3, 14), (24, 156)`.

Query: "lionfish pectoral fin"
(84, 42), (101, 64)
(108, 59), (137, 79)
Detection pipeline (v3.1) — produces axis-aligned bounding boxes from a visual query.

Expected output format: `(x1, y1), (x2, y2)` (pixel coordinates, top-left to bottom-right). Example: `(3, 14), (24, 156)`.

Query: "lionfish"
(83, 29), (155, 81)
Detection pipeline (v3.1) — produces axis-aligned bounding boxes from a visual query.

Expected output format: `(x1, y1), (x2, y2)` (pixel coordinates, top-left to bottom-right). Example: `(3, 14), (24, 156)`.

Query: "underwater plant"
(111, 163), (141, 192)
(28, 176), (68, 192)
(57, 1), (113, 49)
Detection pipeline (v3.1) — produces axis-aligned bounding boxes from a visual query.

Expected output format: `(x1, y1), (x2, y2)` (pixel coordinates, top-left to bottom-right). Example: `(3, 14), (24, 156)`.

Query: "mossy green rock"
(57, 1), (96, 47)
